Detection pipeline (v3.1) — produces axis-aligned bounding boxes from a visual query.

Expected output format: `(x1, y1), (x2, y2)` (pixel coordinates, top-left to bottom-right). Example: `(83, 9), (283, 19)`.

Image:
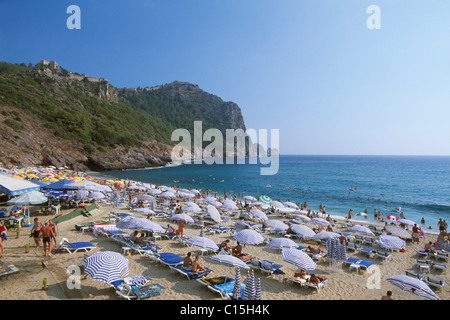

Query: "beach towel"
(133, 284), (162, 299)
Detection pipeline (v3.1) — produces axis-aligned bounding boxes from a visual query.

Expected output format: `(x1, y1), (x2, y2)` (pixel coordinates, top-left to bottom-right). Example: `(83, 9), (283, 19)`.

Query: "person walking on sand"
(39, 222), (56, 257)
(31, 218), (43, 248)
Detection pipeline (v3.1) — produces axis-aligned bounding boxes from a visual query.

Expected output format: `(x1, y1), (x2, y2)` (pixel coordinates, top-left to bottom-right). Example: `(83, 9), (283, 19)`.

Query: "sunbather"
(294, 269), (308, 280)
(183, 252), (193, 270)
(424, 241), (436, 253)
(309, 274), (327, 285)
(219, 239), (232, 254)
(191, 256), (207, 273)
(131, 231), (150, 247)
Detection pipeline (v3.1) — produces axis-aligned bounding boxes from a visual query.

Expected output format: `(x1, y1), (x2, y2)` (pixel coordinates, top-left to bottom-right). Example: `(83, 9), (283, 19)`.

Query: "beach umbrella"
(259, 195), (272, 204)
(73, 180), (105, 191)
(178, 191), (195, 199)
(283, 201), (299, 209)
(148, 188), (162, 195)
(127, 184), (147, 191)
(398, 219), (417, 227)
(270, 201), (285, 209)
(249, 209), (268, 222)
(160, 191), (176, 199)
(266, 219), (289, 231)
(184, 205), (201, 213)
(132, 208), (156, 215)
(385, 225), (412, 239)
(221, 202), (238, 210)
(386, 275), (440, 300)
(206, 204), (222, 223)
(294, 214), (311, 223)
(75, 189), (89, 199)
(171, 213), (195, 224)
(116, 215), (165, 233)
(348, 225), (375, 236)
(267, 238), (297, 250)
(291, 225), (316, 239)
(255, 277), (262, 300)
(207, 200), (223, 207)
(234, 229), (265, 245)
(7, 190), (48, 205)
(204, 196), (217, 202)
(311, 218), (330, 226)
(136, 194), (155, 202)
(386, 215), (399, 222)
(232, 267), (242, 300)
(379, 235), (406, 250)
(185, 236), (219, 252)
(244, 195), (256, 202)
(210, 254), (250, 269)
(84, 251), (129, 284)
(89, 191), (105, 200)
(243, 270), (255, 300)
(42, 178), (78, 190)
(311, 231), (340, 241)
(281, 248), (317, 271)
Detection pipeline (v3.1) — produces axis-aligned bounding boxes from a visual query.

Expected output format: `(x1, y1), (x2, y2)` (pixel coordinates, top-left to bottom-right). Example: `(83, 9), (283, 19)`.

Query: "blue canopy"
(0, 175), (41, 196)
(42, 179), (78, 190)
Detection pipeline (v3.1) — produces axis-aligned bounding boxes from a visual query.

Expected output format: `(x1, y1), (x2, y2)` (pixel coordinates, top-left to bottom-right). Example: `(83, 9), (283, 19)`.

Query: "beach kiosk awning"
(0, 175), (41, 196)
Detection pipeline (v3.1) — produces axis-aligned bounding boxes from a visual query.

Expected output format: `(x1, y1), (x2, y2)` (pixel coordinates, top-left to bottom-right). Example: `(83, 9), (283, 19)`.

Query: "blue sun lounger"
(58, 239), (96, 254)
(169, 265), (214, 280)
(155, 252), (184, 266)
(197, 276), (245, 298)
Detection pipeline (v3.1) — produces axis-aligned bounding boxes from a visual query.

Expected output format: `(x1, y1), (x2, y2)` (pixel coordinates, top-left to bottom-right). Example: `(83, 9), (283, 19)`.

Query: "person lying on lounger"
(232, 241), (245, 257)
(183, 252), (193, 270)
(306, 246), (323, 255)
(308, 274), (327, 285)
(191, 256), (207, 273)
(131, 231), (150, 247)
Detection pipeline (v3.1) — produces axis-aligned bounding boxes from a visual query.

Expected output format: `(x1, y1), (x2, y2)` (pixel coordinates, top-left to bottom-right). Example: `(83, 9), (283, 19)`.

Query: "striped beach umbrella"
(348, 225), (375, 236)
(232, 267), (242, 300)
(294, 214), (311, 223)
(84, 251), (129, 283)
(234, 229), (265, 245)
(209, 255), (250, 269)
(243, 270), (255, 300)
(379, 235), (406, 250)
(255, 277), (262, 300)
(185, 236), (219, 252)
(206, 204), (222, 223)
(171, 213), (195, 224)
(398, 219), (417, 227)
(267, 238), (298, 250)
(283, 201), (299, 209)
(259, 195), (272, 204)
(312, 231), (340, 241)
(386, 275), (440, 300)
(291, 225), (316, 239)
(311, 218), (331, 226)
(116, 216), (165, 232)
(281, 248), (317, 271)
(385, 225), (412, 239)
(270, 201), (285, 209)
(250, 209), (268, 222)
(266, 219), (289, 231)
(326, 238), (337, 259)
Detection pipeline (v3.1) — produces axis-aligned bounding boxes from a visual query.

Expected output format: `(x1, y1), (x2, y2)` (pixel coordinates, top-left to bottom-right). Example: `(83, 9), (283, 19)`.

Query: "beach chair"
(169, 265), (214, 280)
(357, 260), (373, 271)
(424, 276), (445, 292)
(430, 262), (447, 274)
(109, 275), (152, 289)
(415, 259), (431, 274)
(132, 242), (163, 256)
(363, 238), (378, 246)
(154, 252), (184, 267)
(57, 238), (96, 254)
(342, 257), (361, 268)
(436, 252), (449, 262)
(116, 283), (166, 300)
(196, 276), (245, 299)
(354, 235), (366, 244)
(259, 260), (284, 275)
(360, 248), (376, 258)
(375, 250), (391, 260)
(346, 242), (360, 252)
(405, 270), (424, 281)
(418, 250), (435, 259)
(303, 277), (328, 293)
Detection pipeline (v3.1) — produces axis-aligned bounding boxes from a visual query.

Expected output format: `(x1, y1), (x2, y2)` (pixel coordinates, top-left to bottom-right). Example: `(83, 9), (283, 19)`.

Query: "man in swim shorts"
(39, 222), (56, 257)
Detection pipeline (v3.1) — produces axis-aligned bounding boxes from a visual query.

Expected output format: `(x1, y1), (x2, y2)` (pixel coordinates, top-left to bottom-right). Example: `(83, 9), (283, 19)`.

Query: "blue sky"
(0, 0), (449, 156)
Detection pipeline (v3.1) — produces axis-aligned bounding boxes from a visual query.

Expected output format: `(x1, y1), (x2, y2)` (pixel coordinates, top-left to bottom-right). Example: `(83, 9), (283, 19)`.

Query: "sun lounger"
(196, 276), (245, 298)
(405, 270), (424, 281)
(360, 248), (376, 258)
(259, 260), (284, 275)
(430, 262), (447, 273)
(58, 238), (96, 254)
(169, 265), (214, 280)
(375, 250), (392, 260)
(343, 257), (361, 268)
(116, 283), (166, 300)
(418, 250), (436, 259)
(347, 242), (360, 252)
(132, 242), (162, 255)
(154, 252), (184, 266)
(304, 277), (328, 293)
(357, 260), (373, 271)
(109, 275), (152, 289)
(436, 252), (449, 262)
(424, 276), (445, 292)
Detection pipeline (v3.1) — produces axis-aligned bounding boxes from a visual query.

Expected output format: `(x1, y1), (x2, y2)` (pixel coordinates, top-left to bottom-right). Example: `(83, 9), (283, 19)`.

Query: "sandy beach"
(0, 190), (448, 301)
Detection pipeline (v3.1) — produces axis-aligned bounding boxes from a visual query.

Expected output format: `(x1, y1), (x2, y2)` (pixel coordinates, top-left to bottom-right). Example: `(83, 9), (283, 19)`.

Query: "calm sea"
(103, 155), (450, 232)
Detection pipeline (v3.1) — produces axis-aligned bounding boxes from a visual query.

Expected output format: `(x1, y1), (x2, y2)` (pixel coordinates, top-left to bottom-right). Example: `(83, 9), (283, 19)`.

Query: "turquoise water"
(103, 155), (450, 231)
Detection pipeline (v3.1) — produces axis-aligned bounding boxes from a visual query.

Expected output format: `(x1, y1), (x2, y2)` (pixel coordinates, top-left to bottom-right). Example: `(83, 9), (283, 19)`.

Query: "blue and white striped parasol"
(312, 231), (340, 241)
(250, 209), (268, 222)
(243, 269), (255, 300)
(348, 225), (375, 236)
(171, 213), (195, 224)
(206, 204), (222, 223)
(84, 251), (129, 283)
(185, 236), (219, 252)
(379, 235), (406, 250)
(234, 229), (265, 245)
(311, 218), (331, 227)
(291, 225), (316, 239)
(386, 275), (440, 300)
(281, 248), (317, 271)
(116, 215), (165, 232)
(266, 219), (289, 230)
(385, 225), (412, 240)
(232, 267), (242, 300)
(255, 277), (262, 300)
(209, 254), (250, 269)
(267, 238), (298, 250)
